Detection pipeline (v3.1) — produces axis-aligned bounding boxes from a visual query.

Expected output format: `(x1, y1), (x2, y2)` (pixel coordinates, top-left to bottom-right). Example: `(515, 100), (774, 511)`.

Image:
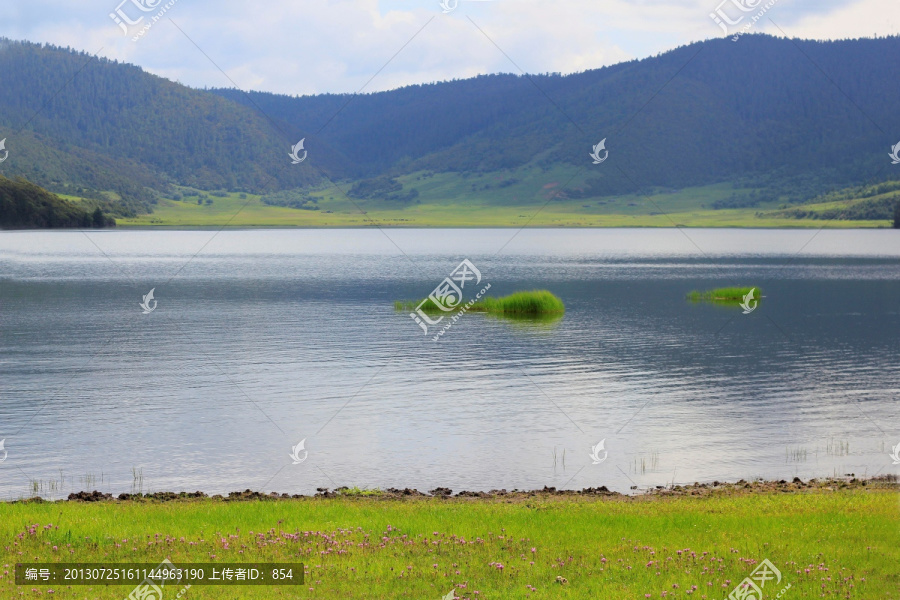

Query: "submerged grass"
(396, 290), (564, 315)
(687, 286), (760, 303)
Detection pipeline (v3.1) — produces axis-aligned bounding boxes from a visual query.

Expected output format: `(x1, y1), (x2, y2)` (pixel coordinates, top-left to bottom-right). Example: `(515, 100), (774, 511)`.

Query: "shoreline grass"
(110, 176), (895, 228)
(396, 290), (564, 316)
(0, 479), (895, 599)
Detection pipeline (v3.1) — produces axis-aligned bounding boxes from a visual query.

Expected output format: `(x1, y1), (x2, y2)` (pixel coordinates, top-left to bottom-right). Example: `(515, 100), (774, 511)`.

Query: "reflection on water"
(0, 229), (897, 500)
(484, 311), (565, 331)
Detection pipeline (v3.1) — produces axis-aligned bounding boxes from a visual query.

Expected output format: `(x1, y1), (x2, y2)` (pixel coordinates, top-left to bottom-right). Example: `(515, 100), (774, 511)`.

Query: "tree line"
(0, 176), (114, 229)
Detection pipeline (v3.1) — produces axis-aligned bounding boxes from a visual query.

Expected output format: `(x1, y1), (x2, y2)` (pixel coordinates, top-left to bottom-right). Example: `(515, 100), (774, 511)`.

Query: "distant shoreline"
(1, 223), (894, 231)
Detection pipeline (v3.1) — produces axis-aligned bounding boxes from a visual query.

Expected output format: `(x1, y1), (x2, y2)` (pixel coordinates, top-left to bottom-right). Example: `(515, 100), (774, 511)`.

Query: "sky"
(0, 0), (898, 96)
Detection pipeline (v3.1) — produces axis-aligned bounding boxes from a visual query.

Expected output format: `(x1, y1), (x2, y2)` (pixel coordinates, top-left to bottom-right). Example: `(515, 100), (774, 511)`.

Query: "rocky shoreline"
(9, 474), (896, 504)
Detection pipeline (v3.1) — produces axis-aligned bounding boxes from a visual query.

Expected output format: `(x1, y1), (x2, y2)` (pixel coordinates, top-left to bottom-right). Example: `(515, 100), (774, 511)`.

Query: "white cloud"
(0, 0), (894, 95)
(778, 0), (900, 39)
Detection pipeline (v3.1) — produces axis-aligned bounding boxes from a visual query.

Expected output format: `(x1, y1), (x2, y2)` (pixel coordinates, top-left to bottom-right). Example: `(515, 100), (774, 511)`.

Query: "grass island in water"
(395, 289), (565, 316)
(687, 286), (761, 304)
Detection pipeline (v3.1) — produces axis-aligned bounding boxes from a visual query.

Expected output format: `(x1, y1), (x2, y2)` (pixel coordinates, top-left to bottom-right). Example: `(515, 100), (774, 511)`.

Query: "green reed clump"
(687, 287), (760, 302)
(477, 290), (565, 314)
(396, 290), (564, 315)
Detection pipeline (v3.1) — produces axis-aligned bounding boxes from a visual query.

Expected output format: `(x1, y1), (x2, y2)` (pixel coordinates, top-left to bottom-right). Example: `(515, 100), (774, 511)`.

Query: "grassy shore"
(60, 167), (898, 228)
(113, 193), (891, 228)
(1, 479), (895, 599)
(98, 174), (896, 228)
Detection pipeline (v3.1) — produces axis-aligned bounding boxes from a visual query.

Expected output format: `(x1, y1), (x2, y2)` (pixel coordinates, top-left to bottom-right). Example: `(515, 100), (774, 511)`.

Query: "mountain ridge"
(0, 34), (898, 223)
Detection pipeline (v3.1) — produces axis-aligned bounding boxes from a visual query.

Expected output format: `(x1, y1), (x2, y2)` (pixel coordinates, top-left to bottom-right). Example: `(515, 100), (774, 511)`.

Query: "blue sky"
(0, 0), (897, 96)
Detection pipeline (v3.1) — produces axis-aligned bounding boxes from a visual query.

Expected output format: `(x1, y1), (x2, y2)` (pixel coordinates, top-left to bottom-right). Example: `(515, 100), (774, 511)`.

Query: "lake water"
(0, 228), (898, 500)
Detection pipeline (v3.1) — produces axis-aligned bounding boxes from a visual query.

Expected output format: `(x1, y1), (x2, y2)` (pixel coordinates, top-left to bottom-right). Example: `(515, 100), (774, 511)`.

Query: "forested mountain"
(215, 34), (900, 201)
(0, 40), (321, 215)
(0, 176), (113, 228)
(0, 34), (899, 218)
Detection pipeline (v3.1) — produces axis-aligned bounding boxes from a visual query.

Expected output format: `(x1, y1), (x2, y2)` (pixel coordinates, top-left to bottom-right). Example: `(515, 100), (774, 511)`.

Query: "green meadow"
(100, 169), (897, 228)
(1, 483), (896, 599)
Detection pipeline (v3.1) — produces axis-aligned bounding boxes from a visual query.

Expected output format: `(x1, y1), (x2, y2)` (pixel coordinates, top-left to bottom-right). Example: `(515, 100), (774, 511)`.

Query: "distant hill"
(0, 176), (114, 229)
(213, 34), (900, 203)
(0, 40), (322, 216)
(0, 35), (899, 221)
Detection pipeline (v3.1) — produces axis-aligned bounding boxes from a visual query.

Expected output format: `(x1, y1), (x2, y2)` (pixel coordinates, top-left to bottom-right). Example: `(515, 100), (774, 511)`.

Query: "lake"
(0, 228), (898, 500)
